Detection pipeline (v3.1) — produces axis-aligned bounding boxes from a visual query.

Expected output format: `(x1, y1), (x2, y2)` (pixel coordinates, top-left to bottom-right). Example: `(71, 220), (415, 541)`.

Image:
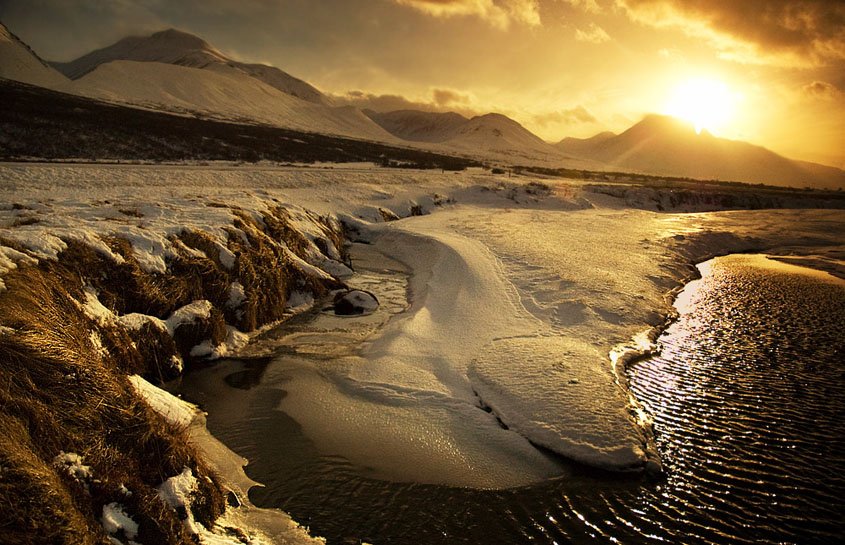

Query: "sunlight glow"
(664, 79), (735, 135)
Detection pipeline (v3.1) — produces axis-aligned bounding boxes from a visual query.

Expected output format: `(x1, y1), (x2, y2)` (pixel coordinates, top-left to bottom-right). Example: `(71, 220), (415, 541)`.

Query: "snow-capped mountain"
(72, 60), (398, 142)
(557, 115), (845, 189)
(51, 28), (328, 105)
(0, 21), (69, 89)
(364, 110), (472, 143)
(366, 109), (574, 164)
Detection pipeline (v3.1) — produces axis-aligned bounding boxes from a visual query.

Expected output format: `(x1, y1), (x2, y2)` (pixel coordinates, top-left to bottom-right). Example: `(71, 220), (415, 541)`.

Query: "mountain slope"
(0, 21), (69, 89)
(73, 60), (397, 142)
(558, 115), (845, 189)
(52, 29), (328, 105)
(367, 108), (574, 164)
(364, 110), (471, 143)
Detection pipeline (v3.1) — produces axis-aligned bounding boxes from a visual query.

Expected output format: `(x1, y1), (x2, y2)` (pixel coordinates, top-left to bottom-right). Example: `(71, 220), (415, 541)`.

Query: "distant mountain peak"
(51, 28), (328, 104)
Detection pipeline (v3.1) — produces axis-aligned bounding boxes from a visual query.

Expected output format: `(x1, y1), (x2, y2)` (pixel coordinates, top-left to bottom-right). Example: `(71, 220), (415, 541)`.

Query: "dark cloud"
(616, 0), (845, 65)
(333, 89), (480, 116)
(432, 88), (472, 105)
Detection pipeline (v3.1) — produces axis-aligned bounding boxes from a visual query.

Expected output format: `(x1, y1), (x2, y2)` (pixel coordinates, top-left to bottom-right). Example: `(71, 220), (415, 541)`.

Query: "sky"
(1, 0), (843, 167)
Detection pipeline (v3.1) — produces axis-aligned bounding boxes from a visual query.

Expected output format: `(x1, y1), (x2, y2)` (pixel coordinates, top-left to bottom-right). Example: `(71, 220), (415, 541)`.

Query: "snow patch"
(0, 245), (38, 292)
(285, 290), (314, 312)
(54, 451), (93, 491)
(164, 300), (213, 336)
(128, 375), (198, 429)
(101, 502), (139, 541)
(226, 281), (246, 309)
(80, 286), (116, 326)
(89, 330), (109, 358)
(118, 312), (167, 332)
(158, 467), (202, 535)
(190, 326), (249, 360)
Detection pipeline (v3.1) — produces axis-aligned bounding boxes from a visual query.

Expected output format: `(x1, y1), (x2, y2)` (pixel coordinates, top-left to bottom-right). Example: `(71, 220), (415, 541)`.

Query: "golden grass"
(0, 203), (348, 543)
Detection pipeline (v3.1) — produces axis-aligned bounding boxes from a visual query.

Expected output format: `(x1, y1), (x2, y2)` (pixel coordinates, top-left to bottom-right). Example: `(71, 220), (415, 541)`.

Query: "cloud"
(615, 0), (845, 67)
(533, 105), (598, 126)
(334, 88), (480, 115)
(802, 80), (841, 99)
(574, 23), (610, 43)
(432, 87), (473, 105)
(390, 0), (541, 28)
(657, 46), (684, 60)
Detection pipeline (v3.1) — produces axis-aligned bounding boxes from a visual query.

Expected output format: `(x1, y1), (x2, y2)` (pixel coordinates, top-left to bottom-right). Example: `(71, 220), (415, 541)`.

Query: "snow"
(72, 60), (397, 143)
(190, 326), (249, 360)
(54, 452), (93, 491)
(158, 467), (208, 535)
(285, 290), (314, 312)
(225, 281), (246, 309)
(101, 502), (139, 541)
(0, 245), (37, 292)
(80, 286), (116, 326)
(118, 312), (167, 332)
(164, 300), (213, 336)
(2, 163), (843, 519)
(52, 27), (328, 106)
(0, 21), (69, 89)
(89, 330), (109, 358)
(129, 375), (199, 430)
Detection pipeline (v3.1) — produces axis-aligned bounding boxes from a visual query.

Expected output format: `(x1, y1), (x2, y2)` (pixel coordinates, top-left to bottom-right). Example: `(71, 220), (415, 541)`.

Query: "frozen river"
(177, 208), (845, 543)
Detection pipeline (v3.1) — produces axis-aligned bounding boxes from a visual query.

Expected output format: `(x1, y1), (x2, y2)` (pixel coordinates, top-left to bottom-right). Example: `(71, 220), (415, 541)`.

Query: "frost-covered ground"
(2, 162), (843, 541)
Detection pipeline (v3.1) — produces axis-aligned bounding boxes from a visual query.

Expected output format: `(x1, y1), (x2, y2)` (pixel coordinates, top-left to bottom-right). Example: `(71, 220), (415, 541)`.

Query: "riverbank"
(2, 162), (843, 543)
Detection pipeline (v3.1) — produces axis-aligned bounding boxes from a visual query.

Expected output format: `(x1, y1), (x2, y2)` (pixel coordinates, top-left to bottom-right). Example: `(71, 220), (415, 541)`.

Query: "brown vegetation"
(0, 203), (348, 543)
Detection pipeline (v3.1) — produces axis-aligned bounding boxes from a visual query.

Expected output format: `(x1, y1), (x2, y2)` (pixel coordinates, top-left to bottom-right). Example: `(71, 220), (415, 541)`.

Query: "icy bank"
(283, 203), (845, 481)
(2, 162), (843, 497)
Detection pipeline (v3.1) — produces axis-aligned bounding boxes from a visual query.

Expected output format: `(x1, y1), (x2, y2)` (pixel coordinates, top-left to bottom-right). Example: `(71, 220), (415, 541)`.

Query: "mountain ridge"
(2, 20), (843, 188)
(556, 114), (845, 189)
(51, 28), (328, 105)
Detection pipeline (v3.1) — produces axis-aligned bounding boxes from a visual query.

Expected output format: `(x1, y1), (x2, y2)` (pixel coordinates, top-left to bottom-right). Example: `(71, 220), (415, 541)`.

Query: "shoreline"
(1, 162), (843, 543)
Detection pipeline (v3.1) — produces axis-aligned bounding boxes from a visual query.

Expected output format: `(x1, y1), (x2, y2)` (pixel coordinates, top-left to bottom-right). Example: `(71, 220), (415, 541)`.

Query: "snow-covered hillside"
(368, 108), (584, 166)
(52, 28), (328, 105)
(73, 60), (398, 142)
(365, 109), (472, 143)
(0, 21), (69, 89)
(557, 115), (845, 190)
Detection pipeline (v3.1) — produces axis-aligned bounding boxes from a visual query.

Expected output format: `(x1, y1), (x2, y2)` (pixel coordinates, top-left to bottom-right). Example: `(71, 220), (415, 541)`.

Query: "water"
(178, 253), (845, 544)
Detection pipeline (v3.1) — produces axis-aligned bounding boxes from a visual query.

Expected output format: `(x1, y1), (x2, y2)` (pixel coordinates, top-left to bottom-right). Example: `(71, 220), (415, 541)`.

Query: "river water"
(177, 252), (845, 544)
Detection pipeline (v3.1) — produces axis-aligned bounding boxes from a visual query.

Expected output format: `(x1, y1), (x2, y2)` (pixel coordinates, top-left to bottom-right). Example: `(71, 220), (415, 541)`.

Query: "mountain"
(367, 109), (575, 164)
(556, 115), (845, 189)
(364, 110), (470, 143)
(0, 21), (69, 89)
(556, 131), (615, 155)
(51, 29), (328, 105)
(72, 60), (397, 142)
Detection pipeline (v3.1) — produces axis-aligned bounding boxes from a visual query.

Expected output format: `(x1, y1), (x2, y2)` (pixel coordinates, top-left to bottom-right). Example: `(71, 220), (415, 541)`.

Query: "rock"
(333, 289), (379, 315)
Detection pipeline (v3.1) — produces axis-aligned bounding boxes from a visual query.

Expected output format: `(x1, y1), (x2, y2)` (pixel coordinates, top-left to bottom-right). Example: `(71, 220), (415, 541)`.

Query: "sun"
(664, 79), (735, 135)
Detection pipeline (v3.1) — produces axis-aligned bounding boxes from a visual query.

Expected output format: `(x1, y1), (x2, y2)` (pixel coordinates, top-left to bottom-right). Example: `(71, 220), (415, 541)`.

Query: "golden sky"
(3, 0), (844, 167)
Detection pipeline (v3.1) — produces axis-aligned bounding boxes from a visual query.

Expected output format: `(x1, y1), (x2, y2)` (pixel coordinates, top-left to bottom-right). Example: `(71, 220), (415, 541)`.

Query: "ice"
(3, 162), (843, 486)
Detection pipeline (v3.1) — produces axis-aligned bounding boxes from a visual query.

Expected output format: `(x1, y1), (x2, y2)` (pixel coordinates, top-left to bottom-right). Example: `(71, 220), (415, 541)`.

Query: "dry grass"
(0, 202), (349, 543)
(0, 264), (223, 545)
